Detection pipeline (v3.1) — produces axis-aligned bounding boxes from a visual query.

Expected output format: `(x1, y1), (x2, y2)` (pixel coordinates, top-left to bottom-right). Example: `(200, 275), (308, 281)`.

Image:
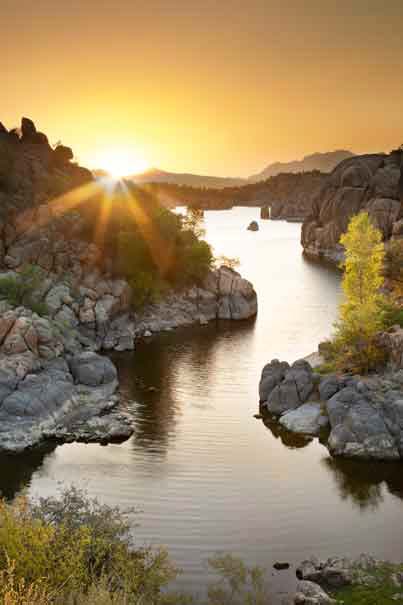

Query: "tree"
(332, 212), (386, 373)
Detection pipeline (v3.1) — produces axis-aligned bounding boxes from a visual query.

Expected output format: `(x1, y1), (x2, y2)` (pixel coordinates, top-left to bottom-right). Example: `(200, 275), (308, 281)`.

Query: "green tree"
(333, 212), (386, 373)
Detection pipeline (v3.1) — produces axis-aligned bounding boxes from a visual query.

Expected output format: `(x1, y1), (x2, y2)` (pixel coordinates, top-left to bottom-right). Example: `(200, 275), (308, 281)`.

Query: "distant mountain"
(248, 150), (355, 182)
(130, 168), (245, 189)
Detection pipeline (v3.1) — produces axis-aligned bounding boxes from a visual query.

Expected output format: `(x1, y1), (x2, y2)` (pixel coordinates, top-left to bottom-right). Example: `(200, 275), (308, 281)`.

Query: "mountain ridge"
(128, 150), (355, 189)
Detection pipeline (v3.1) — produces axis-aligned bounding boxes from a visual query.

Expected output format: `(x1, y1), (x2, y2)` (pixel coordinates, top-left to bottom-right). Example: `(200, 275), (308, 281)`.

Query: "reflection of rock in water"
(0, 444), (56, 500)
(112, 319), (256, 455)
(322, 457), (403, 511)
(261, 410), (313, 449)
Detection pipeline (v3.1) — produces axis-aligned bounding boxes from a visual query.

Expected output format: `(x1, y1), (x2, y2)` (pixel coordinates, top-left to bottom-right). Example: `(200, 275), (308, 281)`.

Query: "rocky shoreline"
(284, 553), (403, 604)
(0, 117), (258, 454)
(259, 329), (403, 461)
(0, 265), (257, 454)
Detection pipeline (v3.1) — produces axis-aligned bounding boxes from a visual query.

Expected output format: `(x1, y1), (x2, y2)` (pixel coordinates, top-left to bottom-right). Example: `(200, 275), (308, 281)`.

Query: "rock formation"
(301, 150), (403, 263)
(259, 344), (403, 461)
(0, 118), (257, 453)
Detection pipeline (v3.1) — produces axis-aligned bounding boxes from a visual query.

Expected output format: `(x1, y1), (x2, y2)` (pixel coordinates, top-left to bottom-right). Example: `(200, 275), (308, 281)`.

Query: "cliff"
(301, 149), (403, 263)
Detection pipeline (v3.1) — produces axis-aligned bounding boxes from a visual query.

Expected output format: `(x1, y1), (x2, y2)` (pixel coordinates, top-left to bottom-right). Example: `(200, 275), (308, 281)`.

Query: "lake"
(2, 208), (403, 600)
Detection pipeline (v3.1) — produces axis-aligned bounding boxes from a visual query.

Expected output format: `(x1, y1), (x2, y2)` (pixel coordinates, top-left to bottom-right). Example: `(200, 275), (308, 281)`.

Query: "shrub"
(117, 202), (212, 309)
(0, 265), (48, 316)
(0, 488), (176, 604)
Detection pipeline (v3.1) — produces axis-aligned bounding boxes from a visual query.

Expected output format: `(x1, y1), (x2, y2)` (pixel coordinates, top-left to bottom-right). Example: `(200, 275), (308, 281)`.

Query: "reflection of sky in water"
(3, 209), (403, 600)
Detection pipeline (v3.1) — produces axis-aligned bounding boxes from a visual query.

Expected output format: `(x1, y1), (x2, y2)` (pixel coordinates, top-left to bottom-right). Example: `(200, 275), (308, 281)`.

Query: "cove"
(2, 209), (403, 599)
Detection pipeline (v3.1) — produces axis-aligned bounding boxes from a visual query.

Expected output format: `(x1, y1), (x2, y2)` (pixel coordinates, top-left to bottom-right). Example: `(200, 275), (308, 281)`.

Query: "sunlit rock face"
(301, 150), (403, 263)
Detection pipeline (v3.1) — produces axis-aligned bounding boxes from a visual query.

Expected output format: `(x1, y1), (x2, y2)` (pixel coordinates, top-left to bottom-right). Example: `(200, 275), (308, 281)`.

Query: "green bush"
(0, 265), (48, 316)
(117, 203), (212, 309)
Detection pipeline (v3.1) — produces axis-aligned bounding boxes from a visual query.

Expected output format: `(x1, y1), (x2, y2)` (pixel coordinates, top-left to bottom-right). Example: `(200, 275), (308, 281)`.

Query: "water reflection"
(323, 457), (403, 510)
(112, 319), (256, 457)
(0, 445), (56, 500)
(261, 413), (313, 449)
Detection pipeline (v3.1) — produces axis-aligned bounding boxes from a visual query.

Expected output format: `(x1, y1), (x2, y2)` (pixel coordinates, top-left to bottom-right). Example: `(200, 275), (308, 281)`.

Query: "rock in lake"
(247, 220), (259, 231)
(279, 403), (329, 435)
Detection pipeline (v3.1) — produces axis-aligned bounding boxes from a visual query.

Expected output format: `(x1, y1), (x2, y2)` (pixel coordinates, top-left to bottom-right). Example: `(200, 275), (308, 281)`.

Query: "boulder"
(294, 580), (336, 604)
(297, 557), (353, 588)
(264, 359), (315, 416)
(247, 220), (259, 231)
(279, 403), (328, 435)
(259, 359), (290, 402)
(326, 386), (400, 460)
(21, 117), (37, 139)
(68, 351), (117, 387)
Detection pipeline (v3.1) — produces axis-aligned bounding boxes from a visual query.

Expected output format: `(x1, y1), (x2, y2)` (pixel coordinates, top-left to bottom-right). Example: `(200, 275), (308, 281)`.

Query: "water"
(2, 208), (403, 599)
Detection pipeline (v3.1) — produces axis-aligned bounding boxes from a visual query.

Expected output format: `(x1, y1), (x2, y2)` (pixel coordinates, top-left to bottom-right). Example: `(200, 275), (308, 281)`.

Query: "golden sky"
(2, 0), (403, 176)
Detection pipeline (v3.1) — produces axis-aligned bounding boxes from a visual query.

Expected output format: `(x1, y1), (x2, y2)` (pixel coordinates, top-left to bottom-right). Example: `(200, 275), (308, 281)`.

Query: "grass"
(330, 562), (403, 605)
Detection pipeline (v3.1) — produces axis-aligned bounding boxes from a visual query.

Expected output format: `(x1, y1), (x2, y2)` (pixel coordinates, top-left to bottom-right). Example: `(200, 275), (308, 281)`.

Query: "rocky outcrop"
(301, 150), (403, 263)
(291, 554), (403, 605)
(0, 118), (258, 453)
(259, 358), (403, 461)
(0, 304), (133, 453)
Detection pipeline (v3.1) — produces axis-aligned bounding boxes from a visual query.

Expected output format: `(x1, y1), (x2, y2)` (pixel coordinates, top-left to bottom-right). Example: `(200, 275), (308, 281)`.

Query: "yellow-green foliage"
(0, 490), (271, 605)
(0, 489), (176, 605)
(332, 213), (387, 373)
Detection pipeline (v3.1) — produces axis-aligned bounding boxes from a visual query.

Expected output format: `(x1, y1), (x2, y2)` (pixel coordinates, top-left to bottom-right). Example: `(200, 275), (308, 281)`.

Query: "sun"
(94, 147), (150, 178)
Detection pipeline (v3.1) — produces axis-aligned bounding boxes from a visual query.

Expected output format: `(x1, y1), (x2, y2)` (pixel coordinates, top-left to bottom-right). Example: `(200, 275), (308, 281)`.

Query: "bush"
(0, 489), (272, 605)
(117, 202), (212, 309)
(0, 265), (48, 316)
(0, 488), (176, 604)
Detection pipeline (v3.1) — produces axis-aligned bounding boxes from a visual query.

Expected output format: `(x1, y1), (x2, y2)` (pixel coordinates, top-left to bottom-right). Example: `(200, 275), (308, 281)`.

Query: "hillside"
(141, 170), (327, 220)
(131, 168), (245, 188)
(249, 150), (355, 182)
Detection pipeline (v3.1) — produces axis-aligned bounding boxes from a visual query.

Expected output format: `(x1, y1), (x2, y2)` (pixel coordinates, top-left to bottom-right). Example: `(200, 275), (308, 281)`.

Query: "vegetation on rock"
(329, 213), (387, 373)
(0, 265), (48, 316)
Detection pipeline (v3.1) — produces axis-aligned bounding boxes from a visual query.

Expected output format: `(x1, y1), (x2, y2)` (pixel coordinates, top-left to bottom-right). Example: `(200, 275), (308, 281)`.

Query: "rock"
(319, 374), (344, 400)
(21, 117), (37, 139)
(279, 403), (328, 435)
(259, 359), (290, 402)
(68, 351), (117, 387)
(294, 580), (336, 605)
(53, 145), (74, 165)
(247, 220), (259, 231)
(273, 561), (290, 570)
(326, 386), (400, 460)
(263, 359), (315, 416)
(302, 151), (402, 262)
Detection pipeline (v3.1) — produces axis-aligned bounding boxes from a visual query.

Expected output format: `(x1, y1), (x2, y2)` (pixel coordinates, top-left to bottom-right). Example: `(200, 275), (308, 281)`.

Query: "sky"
(2, 0), (403, 177)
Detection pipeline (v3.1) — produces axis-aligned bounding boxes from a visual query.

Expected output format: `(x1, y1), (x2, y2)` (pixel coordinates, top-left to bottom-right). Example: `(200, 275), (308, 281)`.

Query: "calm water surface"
(2, 208), (403, 598)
